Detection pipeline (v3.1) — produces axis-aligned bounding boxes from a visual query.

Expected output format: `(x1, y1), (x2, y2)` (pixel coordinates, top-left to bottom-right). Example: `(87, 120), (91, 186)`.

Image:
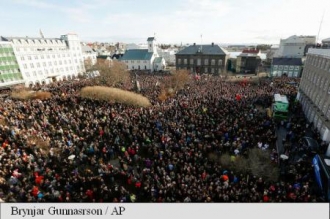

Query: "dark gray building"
(236, 54), (261, 74)
(175, 43), (228, 75)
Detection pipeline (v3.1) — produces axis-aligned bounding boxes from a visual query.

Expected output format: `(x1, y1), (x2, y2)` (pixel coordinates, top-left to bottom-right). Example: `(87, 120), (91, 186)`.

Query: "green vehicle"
(273, 93), (289, 120)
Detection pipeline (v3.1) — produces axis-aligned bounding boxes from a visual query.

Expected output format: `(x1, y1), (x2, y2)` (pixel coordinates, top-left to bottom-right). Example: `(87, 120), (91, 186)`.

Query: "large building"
(175, 43), (228, 75)
(276, 35), (316, 58)
(120, 37), (166, 72)
(0, 33), (85, 87)
(298, 46), (330, 141)
(0, 41), (24, 87)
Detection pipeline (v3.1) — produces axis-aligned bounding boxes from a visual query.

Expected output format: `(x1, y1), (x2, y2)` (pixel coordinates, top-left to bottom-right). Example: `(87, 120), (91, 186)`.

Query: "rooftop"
(308, 48), (330, 58)
(274, 93), (289, 104)
(272, 57), (303, 66)
(176, 44), (227, 55)
(242, 49), (260, 54)
(120, 49), (153, 60)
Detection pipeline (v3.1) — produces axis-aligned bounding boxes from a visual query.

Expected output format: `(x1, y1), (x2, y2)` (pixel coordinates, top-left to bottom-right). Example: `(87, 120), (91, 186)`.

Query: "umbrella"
(68, 155), (75, 160)
(280, 154), (289, 160)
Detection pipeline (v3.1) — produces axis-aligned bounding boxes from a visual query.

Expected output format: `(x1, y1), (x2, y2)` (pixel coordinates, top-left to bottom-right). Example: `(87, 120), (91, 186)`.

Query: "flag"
(235, 94), (241, 101)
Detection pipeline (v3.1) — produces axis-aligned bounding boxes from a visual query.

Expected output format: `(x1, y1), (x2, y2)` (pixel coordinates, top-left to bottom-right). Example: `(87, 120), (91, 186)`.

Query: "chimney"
(193, 43), (196, 46)
(212, 42), (214, 46)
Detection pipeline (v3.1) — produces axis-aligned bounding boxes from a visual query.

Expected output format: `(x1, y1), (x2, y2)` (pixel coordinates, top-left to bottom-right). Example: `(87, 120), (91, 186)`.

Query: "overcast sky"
(1, 0), (329, 45)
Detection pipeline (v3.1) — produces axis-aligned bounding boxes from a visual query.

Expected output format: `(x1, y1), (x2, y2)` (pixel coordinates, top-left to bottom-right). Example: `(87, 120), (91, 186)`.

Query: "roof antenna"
(316, 10), (325, 44)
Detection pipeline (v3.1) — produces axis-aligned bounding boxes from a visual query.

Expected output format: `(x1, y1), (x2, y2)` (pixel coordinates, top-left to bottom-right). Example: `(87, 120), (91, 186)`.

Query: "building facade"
(82, 45), (97, 66)
(120, 37), (166, 72)
(0, 42), (24, 87)
(175, 43), (228, 75)
(270, 58), (302, 77)
(1, 33), (85, 87)
(276, 35), (316, 58)
(298, 47), (330, 141)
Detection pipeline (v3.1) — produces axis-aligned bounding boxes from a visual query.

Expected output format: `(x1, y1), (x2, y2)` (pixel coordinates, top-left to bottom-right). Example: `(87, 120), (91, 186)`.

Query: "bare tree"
(168, 69), (190, 91)
(84, 57), (93, 72)
(92, 60), (130, 87)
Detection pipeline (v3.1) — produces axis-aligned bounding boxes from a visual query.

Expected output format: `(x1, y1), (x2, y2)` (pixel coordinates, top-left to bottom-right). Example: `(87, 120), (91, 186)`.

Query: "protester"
(0, 73), (324, 202)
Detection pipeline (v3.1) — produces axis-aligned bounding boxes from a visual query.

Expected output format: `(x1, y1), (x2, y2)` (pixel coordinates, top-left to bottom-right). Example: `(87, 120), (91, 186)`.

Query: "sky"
(1, 0), (329, 45)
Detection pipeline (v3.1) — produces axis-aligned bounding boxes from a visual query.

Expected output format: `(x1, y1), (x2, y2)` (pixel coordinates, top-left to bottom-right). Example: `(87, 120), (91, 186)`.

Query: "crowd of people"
(0, 73), (326, 202)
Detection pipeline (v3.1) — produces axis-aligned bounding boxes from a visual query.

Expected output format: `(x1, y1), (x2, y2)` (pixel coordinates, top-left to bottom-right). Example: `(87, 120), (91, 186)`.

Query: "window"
(184, 59), (187, 64)
(204, 59), (208, 65)
(323, 103), (328, 114)
(211, 68), (215, 74)
(30, 63), (34, 68)
(33, 71), (36, 76)
(320, 78), (324, 89)
(28, 56), (31, 60)
(197, 58), (201, 66)
(35, 56), (38, 60)
(324, 79), (329, 91)
(23, 64), (27, 69)
(21, 56), (25, 61)
(178, 58), (181, 64)
(218, 59), (223, 66)
(37, 63), (40, 68)
(54, 61), (57, 66)
(190, 59), (194, 64)
(211, 59), (215, 65)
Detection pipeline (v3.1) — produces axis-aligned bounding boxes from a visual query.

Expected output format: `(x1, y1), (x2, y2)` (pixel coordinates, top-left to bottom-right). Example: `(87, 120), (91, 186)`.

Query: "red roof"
(242, 49), (259, 54)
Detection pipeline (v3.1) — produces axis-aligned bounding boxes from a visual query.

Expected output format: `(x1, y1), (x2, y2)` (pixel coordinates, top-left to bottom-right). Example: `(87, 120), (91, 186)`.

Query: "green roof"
(120, 49), (153, 60)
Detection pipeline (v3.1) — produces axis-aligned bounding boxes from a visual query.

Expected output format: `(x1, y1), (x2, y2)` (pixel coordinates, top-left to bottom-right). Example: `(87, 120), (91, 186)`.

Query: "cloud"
(174, 0), (232, 20)
(12, 0), (93, 23)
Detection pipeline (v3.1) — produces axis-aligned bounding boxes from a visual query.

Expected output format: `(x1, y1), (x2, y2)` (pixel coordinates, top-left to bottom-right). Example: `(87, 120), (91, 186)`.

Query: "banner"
(0, 203), (328, 219)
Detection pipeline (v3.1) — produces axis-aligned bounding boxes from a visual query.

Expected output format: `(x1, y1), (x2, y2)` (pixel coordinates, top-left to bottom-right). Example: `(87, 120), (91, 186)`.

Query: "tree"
(92, 60), (130, 87)
(169, 69), (190, 91)
(84, 57), (93, 72)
